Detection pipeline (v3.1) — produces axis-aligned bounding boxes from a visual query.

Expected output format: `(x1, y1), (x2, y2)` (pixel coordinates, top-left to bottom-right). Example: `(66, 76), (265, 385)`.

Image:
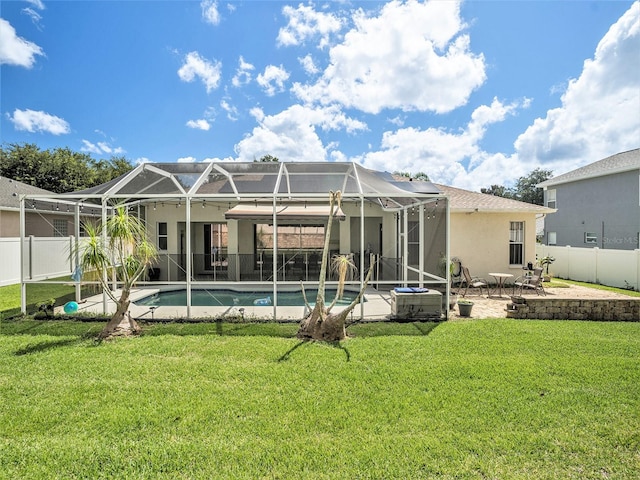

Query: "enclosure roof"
(64, 161), (442, 200)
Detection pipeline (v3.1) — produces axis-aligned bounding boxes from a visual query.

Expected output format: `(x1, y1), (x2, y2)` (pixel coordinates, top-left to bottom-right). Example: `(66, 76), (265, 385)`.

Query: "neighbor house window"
(548, 232), (557, 246)
(157, 222), (168, 250)
(53, 219), (68, 237)
(509, 221), (524, 265)
(546, 189), (556, 209)
(585, 232), (598, 244)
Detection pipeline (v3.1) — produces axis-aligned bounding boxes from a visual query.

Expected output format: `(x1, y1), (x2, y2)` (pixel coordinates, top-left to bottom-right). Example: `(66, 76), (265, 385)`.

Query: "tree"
(74, 206), (157, 339)
(480, 168), (552, 205)
(297, 191), (375, 342)
(394, 171), (430, 181)
(480, 185), (511, 198)
(255, 154), (279, 162)
(511, 168), (552, 205)
(0, 143), (133, 193)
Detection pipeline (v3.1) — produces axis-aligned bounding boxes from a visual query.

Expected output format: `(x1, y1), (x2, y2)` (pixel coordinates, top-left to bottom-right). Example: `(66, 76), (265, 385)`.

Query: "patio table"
(489, 273), (513, 297)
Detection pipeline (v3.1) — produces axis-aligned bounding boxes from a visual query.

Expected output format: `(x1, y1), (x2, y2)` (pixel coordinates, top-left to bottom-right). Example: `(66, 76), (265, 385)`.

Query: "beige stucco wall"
(0, 210), (78, 237)
(450, 211), (538, 282)
(0, 210), (19, 237)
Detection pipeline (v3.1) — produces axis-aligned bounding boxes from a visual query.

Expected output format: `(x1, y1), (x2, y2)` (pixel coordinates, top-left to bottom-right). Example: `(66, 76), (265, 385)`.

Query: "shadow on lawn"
(14, 334), (100, 356)
(278, 339), (351, 362)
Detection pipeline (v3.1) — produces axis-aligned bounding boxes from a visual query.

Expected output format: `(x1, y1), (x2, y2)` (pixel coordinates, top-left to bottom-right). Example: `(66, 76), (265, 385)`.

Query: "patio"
(450, 283), (638, 319)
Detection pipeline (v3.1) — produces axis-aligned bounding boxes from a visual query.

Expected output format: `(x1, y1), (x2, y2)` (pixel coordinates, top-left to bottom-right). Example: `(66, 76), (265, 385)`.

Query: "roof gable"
(538, 148), (640, 188)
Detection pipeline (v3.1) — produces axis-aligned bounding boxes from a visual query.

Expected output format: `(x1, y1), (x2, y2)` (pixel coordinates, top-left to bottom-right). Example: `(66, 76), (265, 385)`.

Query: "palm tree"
(297, 191), (375, 342)
(75, 206), (157, 338)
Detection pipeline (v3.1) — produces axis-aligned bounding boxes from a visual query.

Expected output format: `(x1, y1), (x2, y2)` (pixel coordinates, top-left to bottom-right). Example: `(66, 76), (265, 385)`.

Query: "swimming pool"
(133, 288), (364, 307)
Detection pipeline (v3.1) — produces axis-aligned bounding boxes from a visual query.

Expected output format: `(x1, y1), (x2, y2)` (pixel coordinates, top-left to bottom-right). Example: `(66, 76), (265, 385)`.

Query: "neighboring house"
(538, 149), (640, 251)
(435, 184), (555, 280)
(0, 176), (77, 237)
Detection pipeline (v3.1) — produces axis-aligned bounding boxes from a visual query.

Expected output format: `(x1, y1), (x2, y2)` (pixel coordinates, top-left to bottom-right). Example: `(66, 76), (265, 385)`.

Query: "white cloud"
(177, 51), (222, 93)
(299, 54), (319, 75)
(292, 0), (485, 114)
(177, 156), (197, 163)
(201, 0), (220, 25)
(231, 56), (254, 87)
(186, 119), (211, 131)
(134, 157), (151, 165)
(514, 1), (640, 175)
(256, 65), (290, 96)
(25, 0), (45, 9)
(81, 139), (125, 155)
(356, 98), (525, 189)
(0, 18), (44, 67)
(22, 8), (43, 27)
(9, 109), (70, 135)
(220, 99), (238, 121)
(277, 3), (343, 48)
(235, 104), (367, 162)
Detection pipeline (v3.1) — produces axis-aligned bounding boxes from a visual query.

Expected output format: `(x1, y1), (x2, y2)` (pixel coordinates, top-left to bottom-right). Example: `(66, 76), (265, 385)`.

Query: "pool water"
(134, 289), (364, 307)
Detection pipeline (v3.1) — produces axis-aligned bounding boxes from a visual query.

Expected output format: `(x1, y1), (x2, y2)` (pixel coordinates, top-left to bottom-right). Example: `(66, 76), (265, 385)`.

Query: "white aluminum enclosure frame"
(19, 161), (450, 320)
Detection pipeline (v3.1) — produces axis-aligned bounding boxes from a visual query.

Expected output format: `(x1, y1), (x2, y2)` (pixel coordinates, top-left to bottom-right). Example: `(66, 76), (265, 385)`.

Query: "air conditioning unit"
(390, 288), (442, 320)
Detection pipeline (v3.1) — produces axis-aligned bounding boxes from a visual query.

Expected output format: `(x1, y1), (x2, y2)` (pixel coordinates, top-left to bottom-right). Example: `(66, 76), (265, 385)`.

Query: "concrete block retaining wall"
(506, 298), (640, 321)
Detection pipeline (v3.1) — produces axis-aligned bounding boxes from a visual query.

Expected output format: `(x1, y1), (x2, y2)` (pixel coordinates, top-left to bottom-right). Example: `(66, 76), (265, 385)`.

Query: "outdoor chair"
(459, 266), (489, 297)
(512, 267), (546, 296)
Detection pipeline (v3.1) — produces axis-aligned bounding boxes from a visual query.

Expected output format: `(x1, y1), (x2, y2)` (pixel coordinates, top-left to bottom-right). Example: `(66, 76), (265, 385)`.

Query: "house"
(538, 149), (640, 251)
(435, 184), (554, 280)
(0, 176), (75, 237)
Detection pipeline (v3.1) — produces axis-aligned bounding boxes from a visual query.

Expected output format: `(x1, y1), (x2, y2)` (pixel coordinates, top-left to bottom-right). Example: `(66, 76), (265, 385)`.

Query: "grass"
(0, 278), (97, 320)
(1, 318), (638, 479)
(554, 278), (640, 297)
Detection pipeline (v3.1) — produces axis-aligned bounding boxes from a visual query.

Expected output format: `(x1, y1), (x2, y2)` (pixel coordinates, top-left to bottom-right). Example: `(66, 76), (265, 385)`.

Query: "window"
(548, 231), (557, 246)
(546, 189), (556, 209)
(585, 232), (597, 244)
(157, 222), (168, 250)
(509, 221), (524, 265)
(255, 224), (325, 251)
(205, 223), (228, 267)
(53, 219), (68, 237)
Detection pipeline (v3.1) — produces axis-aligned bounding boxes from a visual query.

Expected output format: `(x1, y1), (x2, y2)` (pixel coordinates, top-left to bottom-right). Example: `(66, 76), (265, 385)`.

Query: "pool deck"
(64, 286), (397, 322)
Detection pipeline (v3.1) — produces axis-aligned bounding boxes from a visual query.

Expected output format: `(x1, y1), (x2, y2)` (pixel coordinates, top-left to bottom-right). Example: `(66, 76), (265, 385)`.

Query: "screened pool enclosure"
(19, 162), (450, 320)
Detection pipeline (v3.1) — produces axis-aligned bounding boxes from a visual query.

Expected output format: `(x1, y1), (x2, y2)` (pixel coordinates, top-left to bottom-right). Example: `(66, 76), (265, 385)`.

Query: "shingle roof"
(434, 184), (554, 214)
(0, 176), (54, 210)
(538, 148), (640, 188)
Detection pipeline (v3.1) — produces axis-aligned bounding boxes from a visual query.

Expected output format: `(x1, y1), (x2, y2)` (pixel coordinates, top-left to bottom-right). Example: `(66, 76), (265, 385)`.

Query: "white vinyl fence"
(0, 236), (76, 287)
(536, 244), (640, 291)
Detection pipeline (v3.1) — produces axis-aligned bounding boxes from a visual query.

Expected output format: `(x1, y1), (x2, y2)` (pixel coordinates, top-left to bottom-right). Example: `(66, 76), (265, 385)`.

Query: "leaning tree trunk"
(297, 258), (374, 342)
(297, 190), (375, 342)
(99, 289), (141, 339)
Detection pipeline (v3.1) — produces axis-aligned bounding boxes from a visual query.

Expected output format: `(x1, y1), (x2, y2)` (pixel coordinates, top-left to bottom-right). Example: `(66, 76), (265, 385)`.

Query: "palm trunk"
(99, 288), (140, 339)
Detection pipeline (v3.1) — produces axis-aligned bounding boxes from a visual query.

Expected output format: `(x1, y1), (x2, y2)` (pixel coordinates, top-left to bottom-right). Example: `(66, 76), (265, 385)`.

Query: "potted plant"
(538, 255), (555, 282)
(457, 299), (474, 317)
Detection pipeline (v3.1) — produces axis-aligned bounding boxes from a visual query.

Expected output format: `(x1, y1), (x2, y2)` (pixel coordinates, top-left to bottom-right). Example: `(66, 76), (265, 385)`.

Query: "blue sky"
(1, 0), (638, 191)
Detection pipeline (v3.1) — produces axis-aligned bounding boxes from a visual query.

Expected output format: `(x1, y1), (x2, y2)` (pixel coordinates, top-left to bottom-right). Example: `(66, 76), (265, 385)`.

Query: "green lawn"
(1, 319), (638, 479)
